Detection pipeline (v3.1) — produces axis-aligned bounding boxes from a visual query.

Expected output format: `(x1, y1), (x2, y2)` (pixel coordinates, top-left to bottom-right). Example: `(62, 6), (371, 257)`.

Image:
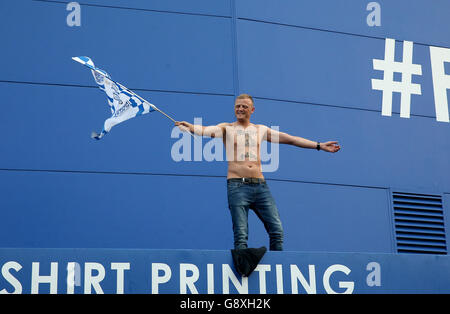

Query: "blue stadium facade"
(0, 0), (449, 294)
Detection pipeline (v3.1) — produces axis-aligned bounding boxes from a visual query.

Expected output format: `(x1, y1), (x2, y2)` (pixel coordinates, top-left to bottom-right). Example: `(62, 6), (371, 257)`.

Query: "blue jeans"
(227, 179), (284, 251)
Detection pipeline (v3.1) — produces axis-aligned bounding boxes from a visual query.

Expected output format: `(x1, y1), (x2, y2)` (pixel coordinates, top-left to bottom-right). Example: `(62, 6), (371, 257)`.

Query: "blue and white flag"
(72, 56), (157, 140)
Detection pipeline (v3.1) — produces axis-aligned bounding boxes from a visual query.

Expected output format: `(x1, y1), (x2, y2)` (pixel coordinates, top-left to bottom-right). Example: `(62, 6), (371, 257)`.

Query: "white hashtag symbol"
(372, 38), (422, 118)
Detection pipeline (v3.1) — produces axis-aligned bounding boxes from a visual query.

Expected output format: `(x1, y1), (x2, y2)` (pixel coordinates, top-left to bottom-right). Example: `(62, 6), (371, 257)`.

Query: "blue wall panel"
(0, 171), (231, 249)
(0, 0), (234, 94)
(0, 170), (393, 253)
(265, 181), (393, 253)
(236, 0), (450, 47)
(251, 98), (450, 192)
(0, 82), (234, 175)
(236, 19), (437, 119)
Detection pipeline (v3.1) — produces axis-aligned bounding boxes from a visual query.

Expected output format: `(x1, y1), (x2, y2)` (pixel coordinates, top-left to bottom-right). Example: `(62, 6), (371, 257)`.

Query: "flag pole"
(151, 105), (195, 137)
(152, 106), (176, 123)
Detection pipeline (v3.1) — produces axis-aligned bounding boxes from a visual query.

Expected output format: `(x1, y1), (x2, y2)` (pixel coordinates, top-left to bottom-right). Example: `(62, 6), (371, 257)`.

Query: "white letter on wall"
(430, 46), (450, 122)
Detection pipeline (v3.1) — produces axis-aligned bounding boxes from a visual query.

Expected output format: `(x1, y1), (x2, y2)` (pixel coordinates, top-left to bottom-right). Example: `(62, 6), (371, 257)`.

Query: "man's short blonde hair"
(236, 93), (254, 106)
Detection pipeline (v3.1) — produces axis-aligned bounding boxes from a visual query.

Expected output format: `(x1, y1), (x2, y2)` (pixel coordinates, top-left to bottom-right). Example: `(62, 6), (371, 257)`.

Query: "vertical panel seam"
(230, 0), (240, 96)
(386, 187), (397, 253)
(441, 193), (449, 256)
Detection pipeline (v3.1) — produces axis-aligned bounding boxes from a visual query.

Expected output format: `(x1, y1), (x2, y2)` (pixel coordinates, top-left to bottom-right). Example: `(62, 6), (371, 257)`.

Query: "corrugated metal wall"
(0, 0), (449, 253)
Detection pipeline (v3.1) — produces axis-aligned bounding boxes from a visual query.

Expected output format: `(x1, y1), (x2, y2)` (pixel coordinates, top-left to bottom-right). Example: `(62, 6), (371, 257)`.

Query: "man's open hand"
(321, 141), (341, 153)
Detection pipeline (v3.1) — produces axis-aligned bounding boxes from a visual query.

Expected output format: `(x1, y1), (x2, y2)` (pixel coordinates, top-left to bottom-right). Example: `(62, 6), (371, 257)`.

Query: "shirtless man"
(175, 94), (340, 251)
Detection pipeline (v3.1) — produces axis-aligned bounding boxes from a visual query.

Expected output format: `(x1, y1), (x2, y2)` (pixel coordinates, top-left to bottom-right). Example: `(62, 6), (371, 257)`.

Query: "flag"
(72, 56), (157, 140)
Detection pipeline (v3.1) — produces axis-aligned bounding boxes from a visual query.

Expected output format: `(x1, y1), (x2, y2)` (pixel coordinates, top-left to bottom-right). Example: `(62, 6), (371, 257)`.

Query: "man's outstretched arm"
(265, 126), (341, 153)
(175, 121), (226, 138)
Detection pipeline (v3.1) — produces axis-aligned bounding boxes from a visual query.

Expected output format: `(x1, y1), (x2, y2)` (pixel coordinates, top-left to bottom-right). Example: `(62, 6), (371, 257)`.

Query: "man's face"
(234, 98), (254, 121)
